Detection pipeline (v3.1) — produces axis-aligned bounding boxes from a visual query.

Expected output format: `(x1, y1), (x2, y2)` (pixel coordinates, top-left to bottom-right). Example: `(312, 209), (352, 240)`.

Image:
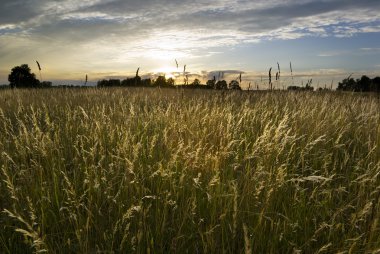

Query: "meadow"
(0, 88), (379, 253)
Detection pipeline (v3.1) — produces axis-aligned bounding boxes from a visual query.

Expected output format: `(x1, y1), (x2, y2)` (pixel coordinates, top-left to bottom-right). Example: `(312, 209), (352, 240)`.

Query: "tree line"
(5, 64), (380, 93)
(97, 76), (242, 90)
(337, 75), (380, 93)
(97, 76), (173, 88)
(6, 64), (243, 90)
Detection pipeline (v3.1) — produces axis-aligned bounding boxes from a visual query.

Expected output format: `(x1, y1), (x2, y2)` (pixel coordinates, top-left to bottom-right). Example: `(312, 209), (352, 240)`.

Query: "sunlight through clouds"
(0, 0), (379, 83)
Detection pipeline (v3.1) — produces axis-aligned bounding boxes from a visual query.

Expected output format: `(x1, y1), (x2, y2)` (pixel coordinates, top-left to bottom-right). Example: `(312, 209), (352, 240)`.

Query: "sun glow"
(154, 66), (179, 80)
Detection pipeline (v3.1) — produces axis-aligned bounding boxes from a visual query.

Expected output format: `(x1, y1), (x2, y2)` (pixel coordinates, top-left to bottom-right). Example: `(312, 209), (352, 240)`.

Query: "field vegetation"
(0, 88), (379, 253)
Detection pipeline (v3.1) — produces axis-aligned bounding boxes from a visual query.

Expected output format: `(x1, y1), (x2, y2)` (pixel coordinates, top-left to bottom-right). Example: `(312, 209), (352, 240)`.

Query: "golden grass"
(0, 88), (379, 253)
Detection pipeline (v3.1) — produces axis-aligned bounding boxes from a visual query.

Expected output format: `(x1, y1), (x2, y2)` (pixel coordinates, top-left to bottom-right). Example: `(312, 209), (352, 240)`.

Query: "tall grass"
(0, 88), (379, 253)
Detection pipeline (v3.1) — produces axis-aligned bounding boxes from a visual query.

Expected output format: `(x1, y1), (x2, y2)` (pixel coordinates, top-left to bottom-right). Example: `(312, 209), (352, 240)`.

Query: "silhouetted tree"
(97, 79), (109, 87)
(337, 77), (357, 91)
(154, 76), (167, 87)
(98, 77), (151, 87)
(121, 77), (141, 87)
(228, 80), (241, 90)
(337, 75), (380, 93)
(287, 81), (314, 91)
(109, 79), (121, 87)
(206, 77), (216, 89)
(191, 79), (201, 86)
(215, 80), (227, 90)
(167, 77), (175, 86)
(135, 76), (142, 86)
(357, 75), (371, 92)
(141, 78), (152, 87)
(288, 86), (314, 91)
(41, 81), (52, 88)
(8, 64), (40, 88)
(371, 77), (380, 93)
(97, 79), (121, 87)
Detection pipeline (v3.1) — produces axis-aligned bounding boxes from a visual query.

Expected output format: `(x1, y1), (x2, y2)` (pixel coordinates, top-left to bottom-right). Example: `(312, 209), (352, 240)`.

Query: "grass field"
(0, 88), (379, 253)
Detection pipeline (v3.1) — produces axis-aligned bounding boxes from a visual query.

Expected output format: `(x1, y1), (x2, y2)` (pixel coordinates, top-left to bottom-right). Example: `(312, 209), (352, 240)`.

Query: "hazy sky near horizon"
(0, 0), (380, 87)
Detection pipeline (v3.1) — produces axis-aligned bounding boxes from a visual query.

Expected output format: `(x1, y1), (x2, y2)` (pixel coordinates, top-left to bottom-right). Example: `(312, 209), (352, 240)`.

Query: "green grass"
(0, 88), (379, 253)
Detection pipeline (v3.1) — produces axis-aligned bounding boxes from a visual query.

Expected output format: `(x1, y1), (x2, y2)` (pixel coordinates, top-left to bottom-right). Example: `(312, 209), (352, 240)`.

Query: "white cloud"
(317, 50), (350, 57)
(360, 47), (380, 52)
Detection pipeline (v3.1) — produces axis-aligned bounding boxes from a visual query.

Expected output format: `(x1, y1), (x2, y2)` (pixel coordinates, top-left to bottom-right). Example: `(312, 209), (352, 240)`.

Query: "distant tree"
(8, 64), (40, 88)
(287, 83), (314, 91)
(122, 76), (148, 87)
(41, 81), (52, 88)
(371, 77), (380, 93)
(121, 78), (135, 87)
(357, 75), (371, 92)
(141, 78), (152, 87)
(337, 77), (356, 91)
(337, 75), (379, 92)
(97, 79), (121, 87)
(134, 76), (142, 86)
(98, 77), (151, 87)
(287, 86), (300, 91)
(228, 80), (241, 90)
(206, 78), (216, 89)
(109, 79), (121, 87)
(151, 76), (174, 87)
(97, 79), (109, 87)
(154, 76), (167, 87)
(215, 80), (227, 90)
(191, 79), (201, 86)
(167, 77), (175, 86)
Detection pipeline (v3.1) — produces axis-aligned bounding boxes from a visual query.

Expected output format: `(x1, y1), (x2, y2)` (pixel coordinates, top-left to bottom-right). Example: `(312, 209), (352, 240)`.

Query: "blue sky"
(0, 0), (379, 88)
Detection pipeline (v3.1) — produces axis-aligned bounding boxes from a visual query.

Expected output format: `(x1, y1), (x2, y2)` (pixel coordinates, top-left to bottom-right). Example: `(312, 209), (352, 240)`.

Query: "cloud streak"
(2, 0), (380, 42)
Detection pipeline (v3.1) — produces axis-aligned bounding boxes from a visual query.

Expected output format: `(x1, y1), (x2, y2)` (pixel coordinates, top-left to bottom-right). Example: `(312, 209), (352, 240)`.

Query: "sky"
(0, 0), (379, 88)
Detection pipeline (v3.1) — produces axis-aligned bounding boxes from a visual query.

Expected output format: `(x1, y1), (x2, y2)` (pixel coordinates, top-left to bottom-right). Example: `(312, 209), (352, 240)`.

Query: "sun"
(165, 73), (175, 79)
(154, 66), (178, 79)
